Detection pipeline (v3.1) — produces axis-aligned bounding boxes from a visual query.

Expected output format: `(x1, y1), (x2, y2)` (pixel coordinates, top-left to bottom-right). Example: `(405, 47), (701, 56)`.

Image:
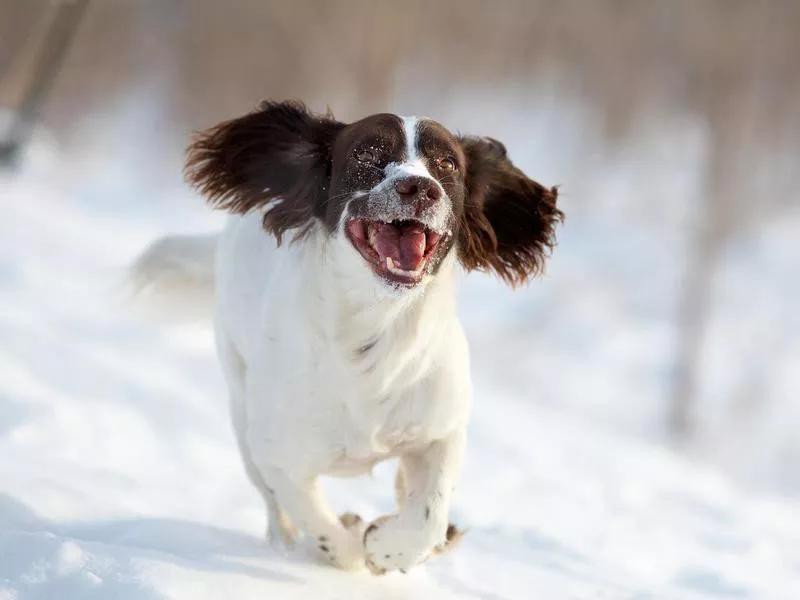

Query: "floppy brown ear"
(457, 136), (563, 285)
(185, 100), (345, 243)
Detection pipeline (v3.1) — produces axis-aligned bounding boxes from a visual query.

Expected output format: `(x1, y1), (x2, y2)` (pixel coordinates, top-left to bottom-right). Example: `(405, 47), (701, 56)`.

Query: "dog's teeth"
(385, 256), (426, 277)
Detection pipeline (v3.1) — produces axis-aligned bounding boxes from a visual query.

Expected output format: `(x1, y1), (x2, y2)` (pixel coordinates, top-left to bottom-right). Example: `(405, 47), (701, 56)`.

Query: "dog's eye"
(439, 157), (457, 172)
(356, 149), (379, 164)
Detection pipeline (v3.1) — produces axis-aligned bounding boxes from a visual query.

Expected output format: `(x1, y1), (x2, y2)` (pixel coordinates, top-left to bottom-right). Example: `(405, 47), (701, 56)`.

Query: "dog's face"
(328, 114), (464, 288)
(186, 101), (562, 291)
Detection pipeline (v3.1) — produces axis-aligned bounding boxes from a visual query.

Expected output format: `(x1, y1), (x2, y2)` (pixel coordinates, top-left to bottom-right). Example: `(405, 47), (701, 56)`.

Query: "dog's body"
(132, 101), (561, 574)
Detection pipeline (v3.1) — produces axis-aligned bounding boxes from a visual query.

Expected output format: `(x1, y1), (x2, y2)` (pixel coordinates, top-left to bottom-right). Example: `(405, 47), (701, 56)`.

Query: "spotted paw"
(431, 523), (467, 556)
(363, 515), (395, 575)
(339, 512), (365, 533)
(363, 514), (441, 575)
(311, 517), (366, 572)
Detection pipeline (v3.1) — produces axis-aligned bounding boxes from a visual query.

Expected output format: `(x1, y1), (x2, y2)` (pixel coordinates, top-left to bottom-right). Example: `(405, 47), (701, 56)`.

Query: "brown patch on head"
(326, 113), (406, 229)
(457, 136), (563, 285)
(417, 119), (467, 209)
(184, 100), (344, 244)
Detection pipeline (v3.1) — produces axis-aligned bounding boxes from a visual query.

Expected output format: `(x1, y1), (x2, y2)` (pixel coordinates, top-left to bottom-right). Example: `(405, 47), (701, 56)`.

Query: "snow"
(2, 111), (800, 599)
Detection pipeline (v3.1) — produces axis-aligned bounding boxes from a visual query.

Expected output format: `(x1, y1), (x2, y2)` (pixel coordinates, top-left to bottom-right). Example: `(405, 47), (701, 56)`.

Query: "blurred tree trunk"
(671, 118), (738, 438)
(0, 0), (88, 165)
(0, 0), (49, 85)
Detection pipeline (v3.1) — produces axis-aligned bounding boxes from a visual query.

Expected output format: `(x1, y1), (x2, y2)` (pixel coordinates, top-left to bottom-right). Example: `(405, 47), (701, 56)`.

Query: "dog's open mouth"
(346, 218), (444, 285)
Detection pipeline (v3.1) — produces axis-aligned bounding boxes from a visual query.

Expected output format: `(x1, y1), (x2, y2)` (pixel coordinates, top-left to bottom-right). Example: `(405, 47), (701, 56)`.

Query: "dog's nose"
(394, 176), (442, 214)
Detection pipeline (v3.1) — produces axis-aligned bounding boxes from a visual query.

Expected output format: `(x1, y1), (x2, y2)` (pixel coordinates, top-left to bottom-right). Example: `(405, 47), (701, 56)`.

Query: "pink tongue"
(373, 223), (426, 271)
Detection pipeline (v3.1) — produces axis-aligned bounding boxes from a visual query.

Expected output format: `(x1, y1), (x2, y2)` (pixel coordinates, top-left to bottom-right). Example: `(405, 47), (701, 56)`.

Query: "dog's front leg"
(363, 429), (466, 574)
(262, 467), (366, 571)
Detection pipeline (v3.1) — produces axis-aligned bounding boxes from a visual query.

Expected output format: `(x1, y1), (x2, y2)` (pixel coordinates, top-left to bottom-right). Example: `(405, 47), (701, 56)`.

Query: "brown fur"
(457, 136), (563, 286)
(184, 100), (344, 244)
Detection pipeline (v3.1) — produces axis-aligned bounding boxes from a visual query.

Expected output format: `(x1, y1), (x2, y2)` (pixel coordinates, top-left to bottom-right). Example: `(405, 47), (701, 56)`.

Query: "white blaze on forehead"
(401, 115), (420, 160)
(394, 115), (431, 178)
(366, 114), (450, 233)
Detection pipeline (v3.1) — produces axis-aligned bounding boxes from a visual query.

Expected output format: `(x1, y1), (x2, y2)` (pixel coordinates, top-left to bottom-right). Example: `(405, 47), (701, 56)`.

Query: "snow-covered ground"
(1, 100), (800, 598)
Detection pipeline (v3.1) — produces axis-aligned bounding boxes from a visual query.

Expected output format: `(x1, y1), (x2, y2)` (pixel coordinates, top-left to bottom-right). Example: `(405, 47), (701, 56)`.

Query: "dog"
(131, 100), (562, 574)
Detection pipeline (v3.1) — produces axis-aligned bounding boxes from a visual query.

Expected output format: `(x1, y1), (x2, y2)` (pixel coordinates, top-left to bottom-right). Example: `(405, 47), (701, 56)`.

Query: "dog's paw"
(363, 515), (400, 575)
(363, 514), (449, 575)
(431, 523), (467, 556)
(339, 512), (366, 535)
(363, 517), (467, 574)
(312, 519), (366, 572)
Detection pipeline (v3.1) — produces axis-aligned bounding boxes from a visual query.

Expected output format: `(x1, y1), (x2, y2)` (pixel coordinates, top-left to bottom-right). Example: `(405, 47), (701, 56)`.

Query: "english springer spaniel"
(131, 100), (562, 574)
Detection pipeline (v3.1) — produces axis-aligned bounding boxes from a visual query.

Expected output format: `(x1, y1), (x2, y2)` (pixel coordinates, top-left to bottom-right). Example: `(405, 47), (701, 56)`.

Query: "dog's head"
(186, 100), (562, 291)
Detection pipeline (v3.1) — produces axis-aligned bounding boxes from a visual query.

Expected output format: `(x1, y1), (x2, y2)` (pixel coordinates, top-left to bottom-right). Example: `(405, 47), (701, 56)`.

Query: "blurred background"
(1, 0), (799, 498)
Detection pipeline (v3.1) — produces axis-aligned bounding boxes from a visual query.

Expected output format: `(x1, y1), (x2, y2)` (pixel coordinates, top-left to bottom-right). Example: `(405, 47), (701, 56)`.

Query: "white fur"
(133, 225), (470, 572)
(402, 116), (420, 160)
(220, 210), (470, 571)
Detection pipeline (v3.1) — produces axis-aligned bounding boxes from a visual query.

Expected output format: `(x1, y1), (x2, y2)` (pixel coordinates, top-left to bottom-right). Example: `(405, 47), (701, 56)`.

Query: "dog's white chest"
(317, 362), (455, 476)
(327, 428), (424, 477)
(214, 215), (471, 476)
